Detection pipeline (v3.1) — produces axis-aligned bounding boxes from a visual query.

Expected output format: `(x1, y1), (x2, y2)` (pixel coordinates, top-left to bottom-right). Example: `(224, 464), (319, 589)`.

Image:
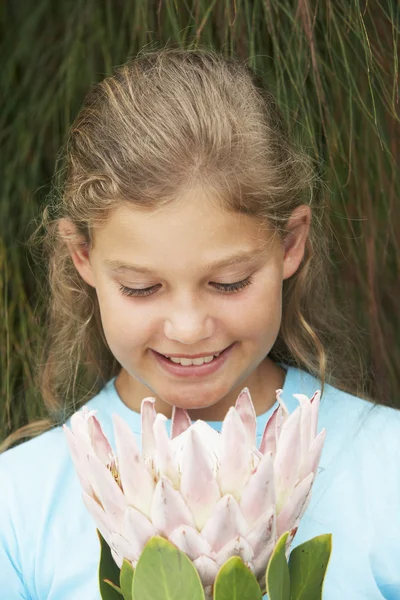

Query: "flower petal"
(180, 428), (221, 530)
(215, 535), (254, 567)
(300, 428), (326, 481)
(245, 507), (276, 556)
(171, 406), (192, 439)
(151, 477), (195, 536)
(86, 453), (127, 524)
(276, 472), (314, 538)
(112, 414), (155, 519)
(293, 394), (312, 468)
(274, 408), (302, 512)
(201, 494), (248, 553)
(239, 451), (275, 528)
(153, 414), (180, 487)
(141, 397), (157, 462)
(172, 420), (221, 473)
(70, 406), (97, 438)
(192, 555), (219, 587)
(121, 506), (157, 560)
(168, 525), (215, 561)
(88, 415), (114, 466)
(258, 387), (288, 456)
(235, 388), (257, 447)
(275, 390), (290, 441)
(310, 390), (322, 439)
(252, 535), (276, 581)
(109, 531), (137, 563)
(218, 408), (252, 499)
(82, 491), (115, 545)
(111, 547), (123, 569)
(63, 425), (93, 496)
(258, 412), (277, 456)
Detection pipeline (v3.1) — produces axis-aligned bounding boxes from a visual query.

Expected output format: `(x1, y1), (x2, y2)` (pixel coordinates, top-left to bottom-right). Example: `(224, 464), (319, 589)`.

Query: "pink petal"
(109, 531), (138, 563)
(201, 494), (248, 553)
(192, 555), (219, 587)
(300, 428), (326, 481)
(293, 394), (312, 466)
(112, 414), (155, 519)
(121, 506), (157, 559)
(88, 416), (114, 466)
(86, 454), (127, 525)
(82, 491), (115, 545)
(235, 388), (257, 447)
(215, 535), (254, 567)
(168, 525), (215, 561)
(252, 535), (276, 581)
(258, 409), (277, 456)
(245, 507), (276, 555)
(239, 451), (275, 528)
(70, 406), (97, 437)
(275, 390), (290, 442)
(310, 390), (322, 439)
(180, 428), (221, 529)
(258, 387), (288, 456)
(63, 425), (93, 496)
(218, 408), (252, 499)
(171, 406), (192, 439)
(204, 585), (213, 600)
(276, 472), (314, 538)
(111, 546), (123, 569)
(151, 477), (195, 536)
(274, 408), (302, 512)
(141, 397), (157, 462)
(172, 421), (221, 469)
(153, 414), (180, 487)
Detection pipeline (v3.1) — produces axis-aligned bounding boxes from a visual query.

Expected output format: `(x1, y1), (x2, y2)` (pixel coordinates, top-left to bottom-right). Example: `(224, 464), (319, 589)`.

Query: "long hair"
(1, 46), (370, 452)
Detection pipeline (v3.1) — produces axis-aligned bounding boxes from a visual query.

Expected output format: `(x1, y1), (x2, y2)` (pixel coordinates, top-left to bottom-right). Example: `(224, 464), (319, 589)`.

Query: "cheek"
(238, 279), (282, 341)
(96, 291), (153, 349)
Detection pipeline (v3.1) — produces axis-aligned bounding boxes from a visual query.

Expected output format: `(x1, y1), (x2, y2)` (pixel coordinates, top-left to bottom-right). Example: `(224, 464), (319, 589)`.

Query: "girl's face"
(61, 190), (310, 419)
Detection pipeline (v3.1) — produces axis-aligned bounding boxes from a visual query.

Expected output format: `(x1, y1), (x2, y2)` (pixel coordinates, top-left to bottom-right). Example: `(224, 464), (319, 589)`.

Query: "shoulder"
(0, 425), (68, 481)
(287, 365), (400, 466)
(0, 427), (72, 520)
(321, 378), (400, 452)
(0, 377), (121, 490)
(288, 365), (400, 438)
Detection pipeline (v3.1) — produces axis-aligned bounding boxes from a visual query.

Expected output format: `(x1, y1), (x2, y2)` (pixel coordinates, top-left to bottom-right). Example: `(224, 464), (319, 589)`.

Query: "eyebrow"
(104, 247), (267, 275)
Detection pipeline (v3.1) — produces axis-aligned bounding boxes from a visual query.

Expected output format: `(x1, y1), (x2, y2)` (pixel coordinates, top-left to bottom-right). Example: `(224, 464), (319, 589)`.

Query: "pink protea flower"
(63, 387), (326, 597)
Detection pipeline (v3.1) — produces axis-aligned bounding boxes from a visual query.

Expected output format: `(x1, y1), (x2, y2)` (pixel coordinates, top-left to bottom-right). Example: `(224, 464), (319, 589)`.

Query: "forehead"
(93, 196), (277, 272)
(96, 194), (272, 242)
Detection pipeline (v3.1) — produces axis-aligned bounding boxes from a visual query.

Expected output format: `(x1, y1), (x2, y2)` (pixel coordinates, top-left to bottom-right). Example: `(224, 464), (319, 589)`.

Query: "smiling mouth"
(156, 344), (233, 360)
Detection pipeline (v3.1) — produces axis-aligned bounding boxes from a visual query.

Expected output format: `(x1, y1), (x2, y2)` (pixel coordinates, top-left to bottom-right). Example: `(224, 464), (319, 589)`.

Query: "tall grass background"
(1, 0), (399, 442)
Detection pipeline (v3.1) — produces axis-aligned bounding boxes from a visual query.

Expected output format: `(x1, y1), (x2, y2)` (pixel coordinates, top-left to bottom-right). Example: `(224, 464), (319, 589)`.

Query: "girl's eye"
(118, 276), (253, 298)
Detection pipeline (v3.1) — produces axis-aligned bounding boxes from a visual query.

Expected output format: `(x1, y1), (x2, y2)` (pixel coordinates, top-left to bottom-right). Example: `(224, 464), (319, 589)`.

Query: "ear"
(282, 205), (311, 280)
(58, 218), (96, 288)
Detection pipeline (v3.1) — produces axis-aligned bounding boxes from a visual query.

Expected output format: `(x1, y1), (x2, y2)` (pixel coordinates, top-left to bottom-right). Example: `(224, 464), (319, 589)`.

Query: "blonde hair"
(2, 45), (371, 452)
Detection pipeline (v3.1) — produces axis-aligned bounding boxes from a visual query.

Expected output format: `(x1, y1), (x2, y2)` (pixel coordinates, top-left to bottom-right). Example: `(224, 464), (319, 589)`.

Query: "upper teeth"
(166, 352), (221, 366)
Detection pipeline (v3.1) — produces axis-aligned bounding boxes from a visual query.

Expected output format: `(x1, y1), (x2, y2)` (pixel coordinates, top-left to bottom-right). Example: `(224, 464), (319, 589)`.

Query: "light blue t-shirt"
(1, 364), (400, 600)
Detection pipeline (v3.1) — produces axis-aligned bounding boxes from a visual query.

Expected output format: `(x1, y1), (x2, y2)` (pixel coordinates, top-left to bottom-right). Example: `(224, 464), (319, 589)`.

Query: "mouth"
(157, 345), (230, 362)
(151, 343), (235, 378)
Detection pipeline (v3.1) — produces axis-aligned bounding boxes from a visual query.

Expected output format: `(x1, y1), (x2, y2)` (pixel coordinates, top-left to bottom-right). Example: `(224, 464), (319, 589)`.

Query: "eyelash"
(118, 276), (254, 298)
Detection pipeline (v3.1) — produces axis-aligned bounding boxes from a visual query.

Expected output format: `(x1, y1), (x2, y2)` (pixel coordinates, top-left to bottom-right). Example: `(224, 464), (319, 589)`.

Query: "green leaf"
(132, 536), (205, 600)
(97, 529), (123, 599)
(213, 556), (263, 600)
(288, 534), (332, 600)
(104, 580), (124, 595)
(120, 559), (134, 600)
(266, 532), (290, 600)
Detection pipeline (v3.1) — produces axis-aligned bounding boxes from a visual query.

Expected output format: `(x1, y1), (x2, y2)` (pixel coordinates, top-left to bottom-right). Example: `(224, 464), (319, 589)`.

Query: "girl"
(1, 46), (399, 600)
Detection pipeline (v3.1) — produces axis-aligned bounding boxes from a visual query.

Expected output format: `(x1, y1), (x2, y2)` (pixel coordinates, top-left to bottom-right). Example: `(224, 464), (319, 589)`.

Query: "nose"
(163, 294), (214, 344)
